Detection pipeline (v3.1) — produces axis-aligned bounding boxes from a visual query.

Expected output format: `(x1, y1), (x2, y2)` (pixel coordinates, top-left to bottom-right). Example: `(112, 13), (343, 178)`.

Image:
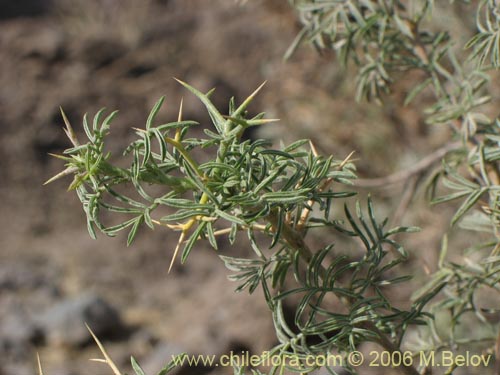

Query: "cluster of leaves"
(289, 0), (500, 365)
(48, 77), (429, 375)
(48, 79), (360, 271)
(225, 200), (430, 374)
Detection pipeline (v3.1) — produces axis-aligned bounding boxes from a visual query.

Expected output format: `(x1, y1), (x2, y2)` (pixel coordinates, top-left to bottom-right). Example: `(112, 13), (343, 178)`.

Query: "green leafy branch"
(48, 79), (428, 374)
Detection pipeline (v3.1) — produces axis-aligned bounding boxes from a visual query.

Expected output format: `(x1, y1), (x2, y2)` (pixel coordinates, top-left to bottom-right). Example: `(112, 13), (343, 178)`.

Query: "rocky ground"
(0, 1), (479, 375)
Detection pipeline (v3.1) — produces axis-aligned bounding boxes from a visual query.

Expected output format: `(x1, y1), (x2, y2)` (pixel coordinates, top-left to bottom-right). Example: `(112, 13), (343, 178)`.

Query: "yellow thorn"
(234, 81), (267, 115)
(43, 166), (79, 185)
(60, 108), (80, 147)
(222, 116), (280, 124)
(173, 77), (186, 86)
(86, 323), (122, 375)
(47, 153), (70, 161)
(152, 219), (168, 227)
(212, 227), (233, 237)
(178, 97), (184, 122)
(167, 217), (199, 273)
(36, 353), (44, 375)
(340, 150), (356, 168)
(248, 81), (267, 101)
(168, 230), (187, 273)
(175, 97), (184, 142)
(309, 140), (319, 157)
(255, 118), (280, 124)
(166, 223), (185, 230)
(198, 216), (217, 222)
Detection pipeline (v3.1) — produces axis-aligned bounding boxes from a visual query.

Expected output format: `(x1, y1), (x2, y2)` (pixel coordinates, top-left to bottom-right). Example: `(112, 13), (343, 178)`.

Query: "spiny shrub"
(47, 1), (500, 374)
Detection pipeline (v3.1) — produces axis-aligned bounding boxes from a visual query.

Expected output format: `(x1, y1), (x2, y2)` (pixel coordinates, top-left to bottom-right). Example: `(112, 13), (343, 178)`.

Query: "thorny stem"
(262, 144), (420, 374)
(150, 125), (210, 272)
(165, 192), (210, 273)
(164, 136), (204, 179)
(296, 147), (355, 232)
(267, 212), (421, 375)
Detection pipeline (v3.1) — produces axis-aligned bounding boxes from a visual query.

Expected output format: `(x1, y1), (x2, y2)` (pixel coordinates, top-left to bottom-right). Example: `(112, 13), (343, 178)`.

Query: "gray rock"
(37, 293), (123, 347)
(0, 313), (42, 359)
(0, 262), (45, 291)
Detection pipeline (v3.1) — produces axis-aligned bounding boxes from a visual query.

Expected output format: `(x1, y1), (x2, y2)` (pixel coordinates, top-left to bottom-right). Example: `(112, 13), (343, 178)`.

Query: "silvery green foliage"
(289, 0), (500, 366)
(50, 80), (425, 375)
